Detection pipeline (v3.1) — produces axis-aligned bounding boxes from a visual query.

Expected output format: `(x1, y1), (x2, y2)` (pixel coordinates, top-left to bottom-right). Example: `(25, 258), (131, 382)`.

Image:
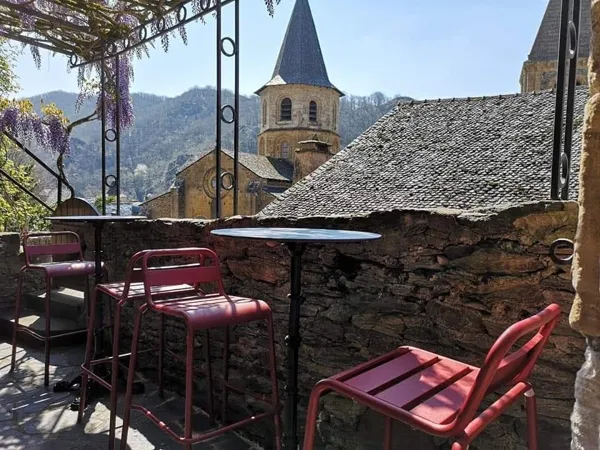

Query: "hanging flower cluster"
(0, 0), (282, 146)
(0, 100), (70, 154)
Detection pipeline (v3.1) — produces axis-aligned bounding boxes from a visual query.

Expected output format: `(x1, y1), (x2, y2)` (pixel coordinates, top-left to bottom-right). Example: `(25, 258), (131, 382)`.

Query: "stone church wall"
(78, 200), (582, 450)
(521, 57), (588, 92)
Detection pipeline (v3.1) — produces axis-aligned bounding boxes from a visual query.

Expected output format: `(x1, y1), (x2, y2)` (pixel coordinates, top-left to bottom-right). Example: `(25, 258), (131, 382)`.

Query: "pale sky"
(14, 0), (549, 100)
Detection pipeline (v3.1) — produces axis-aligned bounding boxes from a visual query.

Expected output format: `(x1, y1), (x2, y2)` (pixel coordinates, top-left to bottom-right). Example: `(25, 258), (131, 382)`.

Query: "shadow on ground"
(0, 341), (259, 449)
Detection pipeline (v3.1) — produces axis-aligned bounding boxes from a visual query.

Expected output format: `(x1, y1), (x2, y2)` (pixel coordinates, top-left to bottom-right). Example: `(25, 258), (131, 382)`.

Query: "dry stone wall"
(0, 232), (44, 309)
(75, 201), (580, 449)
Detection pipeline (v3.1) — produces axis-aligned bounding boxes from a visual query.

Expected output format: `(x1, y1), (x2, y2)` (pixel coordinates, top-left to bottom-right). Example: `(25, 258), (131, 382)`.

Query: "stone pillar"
(293, 135), (334, 183)
(571, 1), (600, 448)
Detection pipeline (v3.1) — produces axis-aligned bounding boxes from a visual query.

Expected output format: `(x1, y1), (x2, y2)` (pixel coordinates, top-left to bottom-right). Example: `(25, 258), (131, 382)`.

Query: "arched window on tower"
(281, 142), (290, 159)
(262, 101), (267, 126)
(280, 98), (292, 121)
(309, 101), (318, 122)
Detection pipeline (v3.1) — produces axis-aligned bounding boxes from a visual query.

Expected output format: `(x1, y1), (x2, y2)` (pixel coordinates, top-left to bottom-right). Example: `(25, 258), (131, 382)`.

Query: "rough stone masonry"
(66, 200), (579, 450)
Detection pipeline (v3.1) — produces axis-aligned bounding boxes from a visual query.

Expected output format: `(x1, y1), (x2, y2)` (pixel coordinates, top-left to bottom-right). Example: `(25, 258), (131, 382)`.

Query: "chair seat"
(336, 347), (479, 426)
(29, 261), (101, 278)
(153, 293), (272, 329)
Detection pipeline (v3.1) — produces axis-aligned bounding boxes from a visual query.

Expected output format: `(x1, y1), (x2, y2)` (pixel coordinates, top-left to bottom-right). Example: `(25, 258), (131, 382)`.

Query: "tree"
(0, 43), (51, 232)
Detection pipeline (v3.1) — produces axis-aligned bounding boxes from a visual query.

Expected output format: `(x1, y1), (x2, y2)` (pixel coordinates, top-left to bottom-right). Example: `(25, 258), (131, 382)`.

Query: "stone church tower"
(521, 0), (591, 93)
(256, 0), (343, 166)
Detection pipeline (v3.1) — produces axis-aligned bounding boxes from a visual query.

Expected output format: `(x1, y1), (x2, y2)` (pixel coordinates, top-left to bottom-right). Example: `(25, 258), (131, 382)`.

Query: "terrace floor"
(0, 341), (259, 449)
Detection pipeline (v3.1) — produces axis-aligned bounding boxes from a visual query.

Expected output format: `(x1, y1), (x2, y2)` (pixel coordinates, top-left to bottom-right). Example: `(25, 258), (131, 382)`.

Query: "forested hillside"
(27, 88), (410, 200)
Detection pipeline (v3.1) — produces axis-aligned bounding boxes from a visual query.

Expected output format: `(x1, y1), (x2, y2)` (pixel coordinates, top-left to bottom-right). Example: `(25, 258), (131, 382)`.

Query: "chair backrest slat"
(23, 231), (83, 264)
(141, 248), (225, 304)
(145, 264), (221, 287)
(453, 304), (560, 431)
(26, 242), (82, 257)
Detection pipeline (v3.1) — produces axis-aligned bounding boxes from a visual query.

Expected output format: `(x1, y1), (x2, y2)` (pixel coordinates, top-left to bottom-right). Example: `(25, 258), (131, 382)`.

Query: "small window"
(281, 142), (290, 159)
(259, 137), (265, 154)
(280, 98), (292, 121)
(262, 101), (267, 126)
(309, 101), (317, 122)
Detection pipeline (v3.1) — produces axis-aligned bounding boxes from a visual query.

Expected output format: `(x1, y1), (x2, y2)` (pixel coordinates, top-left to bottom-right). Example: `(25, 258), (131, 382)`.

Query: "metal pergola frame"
(0, 0), (255, 217)
(552, 0), (582, 200)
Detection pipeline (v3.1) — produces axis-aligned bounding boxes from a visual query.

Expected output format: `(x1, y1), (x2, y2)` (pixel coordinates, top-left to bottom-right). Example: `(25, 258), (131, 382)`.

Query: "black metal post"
(100, 48), (107, 214)
(551, 0), (581, 200)
(561, 0), (581, 200)
(215, 0), (223, 219)
(285, 243), (306, 449)
(233, 0), (240, 215)
(115, 54), (122, 215)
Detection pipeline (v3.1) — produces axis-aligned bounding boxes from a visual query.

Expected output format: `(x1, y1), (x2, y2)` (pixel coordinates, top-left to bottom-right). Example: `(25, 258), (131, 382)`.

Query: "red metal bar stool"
(303, 304), (561, 450)
(80, 248), (282, 450)
(10, 231), (99, 386)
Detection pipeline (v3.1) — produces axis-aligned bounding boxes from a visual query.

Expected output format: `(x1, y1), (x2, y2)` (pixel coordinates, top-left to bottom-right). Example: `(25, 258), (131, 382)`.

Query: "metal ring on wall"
(221, 37), (236, 57)
(549, 238), (574, 265)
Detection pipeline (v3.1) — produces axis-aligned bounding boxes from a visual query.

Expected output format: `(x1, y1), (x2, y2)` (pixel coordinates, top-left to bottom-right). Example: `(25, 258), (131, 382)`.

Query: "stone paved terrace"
(0, 341), (261, 450)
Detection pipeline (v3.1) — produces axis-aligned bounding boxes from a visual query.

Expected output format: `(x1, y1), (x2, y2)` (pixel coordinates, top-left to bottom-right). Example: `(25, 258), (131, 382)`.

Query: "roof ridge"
(401, 90), (566, 107)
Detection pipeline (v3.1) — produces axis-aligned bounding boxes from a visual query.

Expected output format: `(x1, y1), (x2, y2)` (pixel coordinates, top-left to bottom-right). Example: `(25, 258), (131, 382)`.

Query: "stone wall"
(69, 202), (582, 449)
(0, 233), (43, 309)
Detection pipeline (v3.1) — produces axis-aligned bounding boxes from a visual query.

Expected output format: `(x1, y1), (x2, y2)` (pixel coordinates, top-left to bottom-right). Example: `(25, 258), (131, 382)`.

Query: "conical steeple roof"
(528, 0), (591, 62)
(256, 0), (342, 95)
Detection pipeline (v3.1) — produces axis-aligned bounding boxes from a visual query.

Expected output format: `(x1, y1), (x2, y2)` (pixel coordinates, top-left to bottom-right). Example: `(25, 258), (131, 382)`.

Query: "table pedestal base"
(284, 243), (306, 449)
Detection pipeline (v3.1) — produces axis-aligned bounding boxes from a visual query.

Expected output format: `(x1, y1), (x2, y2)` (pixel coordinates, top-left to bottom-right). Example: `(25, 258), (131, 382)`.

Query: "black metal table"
(47, 215), (145, 404)
(210, 227), (381, 449)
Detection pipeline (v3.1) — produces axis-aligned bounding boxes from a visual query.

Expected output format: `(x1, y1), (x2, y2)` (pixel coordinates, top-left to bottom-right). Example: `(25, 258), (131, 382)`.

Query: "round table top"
(47, 215), (146, 223)
(211, 227), (381, 243)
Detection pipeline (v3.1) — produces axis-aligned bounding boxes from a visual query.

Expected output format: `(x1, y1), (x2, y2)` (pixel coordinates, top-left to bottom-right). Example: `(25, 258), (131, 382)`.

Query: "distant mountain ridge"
(26, 88), (411, 200)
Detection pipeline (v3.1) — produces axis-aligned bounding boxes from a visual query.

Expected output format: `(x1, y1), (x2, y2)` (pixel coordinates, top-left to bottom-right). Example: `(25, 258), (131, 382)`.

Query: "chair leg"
(10, 269), (25, 372)
(78, 288), (99, 424)
(43, 278), (52, 387)
(302, 385), (328, 450)
(203, 330), (215, 425)
(184, 329), (195, 450)
(158, 313), (165, 399)
(221, 325), (230, 423)
(266, 316), (282, 450)
(108, 301), (124, 450)
(383, 416), (393, 450)
(120, 306), (144, 450)
(525, 388), (538, 450)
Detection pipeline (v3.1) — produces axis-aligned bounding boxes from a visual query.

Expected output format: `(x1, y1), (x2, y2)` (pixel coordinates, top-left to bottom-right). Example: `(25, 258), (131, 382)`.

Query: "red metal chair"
(79, 248), (282, 450)
(10, 231), (99, 386)
(303, 303), (561, 450)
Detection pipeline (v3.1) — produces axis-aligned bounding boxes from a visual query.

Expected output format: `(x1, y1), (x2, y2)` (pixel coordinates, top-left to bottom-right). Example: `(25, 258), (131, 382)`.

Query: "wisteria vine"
(0, 0), (281, 154)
